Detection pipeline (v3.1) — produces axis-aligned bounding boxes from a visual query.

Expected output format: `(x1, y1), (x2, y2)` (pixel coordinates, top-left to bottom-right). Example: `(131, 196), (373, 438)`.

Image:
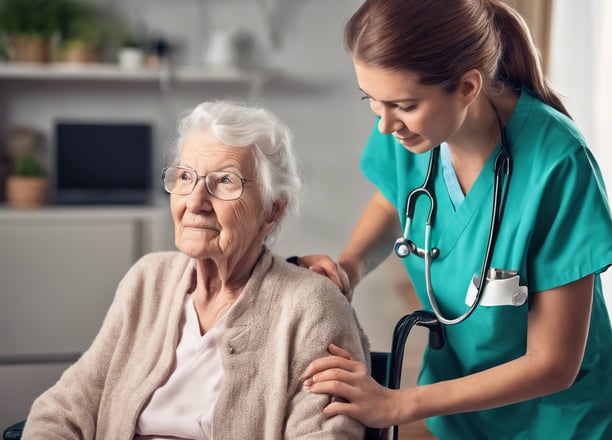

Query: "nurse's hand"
(301, 343), (400, 429)
(292, 255), (352, 301)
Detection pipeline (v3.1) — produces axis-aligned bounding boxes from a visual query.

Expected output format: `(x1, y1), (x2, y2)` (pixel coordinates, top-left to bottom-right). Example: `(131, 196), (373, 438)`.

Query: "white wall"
(0, 0), (410, 352)
(4, 0), (607, 366)
(0, 1), (411, 427)
(4, 0), (608, 429)
(549, 0), (612, 314)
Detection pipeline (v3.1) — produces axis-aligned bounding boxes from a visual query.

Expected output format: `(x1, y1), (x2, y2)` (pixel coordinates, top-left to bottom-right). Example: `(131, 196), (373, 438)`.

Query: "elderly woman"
(22, 101), (369, 439)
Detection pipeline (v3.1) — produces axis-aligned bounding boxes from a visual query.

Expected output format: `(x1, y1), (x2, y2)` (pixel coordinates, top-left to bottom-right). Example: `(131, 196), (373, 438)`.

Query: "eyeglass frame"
(161, 166), (256, 200)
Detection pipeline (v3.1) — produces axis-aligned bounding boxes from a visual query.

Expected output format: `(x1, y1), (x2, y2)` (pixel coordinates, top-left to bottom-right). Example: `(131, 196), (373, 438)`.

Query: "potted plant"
(0, 0), (65, 62)
(6, 152), (48, 208)
(60, 1), (109, 63)
(117, 33), (144, 69)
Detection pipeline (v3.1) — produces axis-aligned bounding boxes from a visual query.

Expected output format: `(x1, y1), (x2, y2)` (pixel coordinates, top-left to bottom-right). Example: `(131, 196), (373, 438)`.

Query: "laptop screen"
(54, 122), (152, 204)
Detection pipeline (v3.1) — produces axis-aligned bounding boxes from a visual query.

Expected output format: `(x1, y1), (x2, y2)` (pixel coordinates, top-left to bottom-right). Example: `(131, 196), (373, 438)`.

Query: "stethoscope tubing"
(429, 157), (511, 325)
(396, 107), (512, 326)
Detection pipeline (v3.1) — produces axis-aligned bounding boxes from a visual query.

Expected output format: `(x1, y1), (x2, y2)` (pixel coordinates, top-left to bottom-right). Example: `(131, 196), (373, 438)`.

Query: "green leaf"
(15, 153), (46, 177)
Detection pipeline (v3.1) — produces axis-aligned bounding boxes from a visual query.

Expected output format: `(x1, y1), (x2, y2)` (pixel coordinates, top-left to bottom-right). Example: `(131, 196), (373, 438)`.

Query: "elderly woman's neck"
(193, 246), (264, 299)
(190, 247), (265, 334)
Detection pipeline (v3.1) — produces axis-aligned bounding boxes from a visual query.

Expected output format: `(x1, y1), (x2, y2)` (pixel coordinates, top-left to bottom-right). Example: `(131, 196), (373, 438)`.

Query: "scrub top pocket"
(465, 273), (528, 308)
(445, 276), (530, 373)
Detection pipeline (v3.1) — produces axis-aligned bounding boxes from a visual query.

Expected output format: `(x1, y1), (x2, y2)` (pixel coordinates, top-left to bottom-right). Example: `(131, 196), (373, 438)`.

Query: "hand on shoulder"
(287, 254), (352, 301)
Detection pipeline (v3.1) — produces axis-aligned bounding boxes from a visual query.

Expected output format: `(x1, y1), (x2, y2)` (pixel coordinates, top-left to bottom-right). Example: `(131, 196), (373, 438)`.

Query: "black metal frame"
(378, 310), (444, 440)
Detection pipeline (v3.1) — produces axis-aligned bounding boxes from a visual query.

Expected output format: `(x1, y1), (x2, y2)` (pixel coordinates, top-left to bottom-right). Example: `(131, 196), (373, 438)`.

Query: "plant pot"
(9, 35), (52, 63)
(6, 176), (48, 208)
(61, 42), (100, 63)
(117, 47), (143, 69)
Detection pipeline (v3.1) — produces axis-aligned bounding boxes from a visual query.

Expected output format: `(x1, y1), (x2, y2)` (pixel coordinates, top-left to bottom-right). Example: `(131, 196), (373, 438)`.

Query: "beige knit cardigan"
(23, 249), (369, 440)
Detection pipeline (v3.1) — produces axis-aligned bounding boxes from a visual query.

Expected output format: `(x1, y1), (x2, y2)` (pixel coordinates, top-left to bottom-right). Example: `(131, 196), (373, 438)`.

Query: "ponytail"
(491, 0), (570, 117)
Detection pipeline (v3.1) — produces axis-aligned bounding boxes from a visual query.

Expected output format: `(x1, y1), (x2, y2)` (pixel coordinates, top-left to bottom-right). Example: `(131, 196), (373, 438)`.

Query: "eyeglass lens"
(163, 167), (245, 200)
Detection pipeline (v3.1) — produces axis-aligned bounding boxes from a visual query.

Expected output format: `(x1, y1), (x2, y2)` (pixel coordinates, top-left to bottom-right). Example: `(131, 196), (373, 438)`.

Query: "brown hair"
(345, 0), (570, 117)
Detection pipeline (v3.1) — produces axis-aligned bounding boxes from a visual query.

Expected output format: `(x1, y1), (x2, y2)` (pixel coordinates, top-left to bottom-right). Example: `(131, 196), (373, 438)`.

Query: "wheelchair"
(4, 310), (443, 440)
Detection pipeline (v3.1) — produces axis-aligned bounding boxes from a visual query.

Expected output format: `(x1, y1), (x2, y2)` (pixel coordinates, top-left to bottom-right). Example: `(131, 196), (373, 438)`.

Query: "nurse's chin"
(395, 135), (432, 154)
(401, 142), (435, 155)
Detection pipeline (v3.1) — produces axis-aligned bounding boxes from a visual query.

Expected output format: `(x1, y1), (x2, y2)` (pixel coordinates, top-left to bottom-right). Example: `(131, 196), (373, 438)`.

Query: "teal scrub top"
(360, 87), (612, 439)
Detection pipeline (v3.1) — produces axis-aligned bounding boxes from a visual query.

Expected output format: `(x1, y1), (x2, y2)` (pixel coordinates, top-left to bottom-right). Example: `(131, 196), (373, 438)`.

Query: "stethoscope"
(394, 109), (512, 325)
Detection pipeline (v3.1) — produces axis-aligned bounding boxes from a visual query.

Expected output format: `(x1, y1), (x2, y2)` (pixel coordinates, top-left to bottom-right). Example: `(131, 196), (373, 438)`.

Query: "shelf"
(0, 62), (272, 83)
(0, 203), (169, 221)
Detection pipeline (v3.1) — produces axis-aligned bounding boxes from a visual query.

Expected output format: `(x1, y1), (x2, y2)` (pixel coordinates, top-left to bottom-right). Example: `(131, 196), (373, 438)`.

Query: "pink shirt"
(135, 293), (225, 440)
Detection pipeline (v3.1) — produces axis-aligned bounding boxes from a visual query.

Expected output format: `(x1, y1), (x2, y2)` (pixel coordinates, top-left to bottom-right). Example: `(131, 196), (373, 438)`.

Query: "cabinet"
(0, 204), (172, 428)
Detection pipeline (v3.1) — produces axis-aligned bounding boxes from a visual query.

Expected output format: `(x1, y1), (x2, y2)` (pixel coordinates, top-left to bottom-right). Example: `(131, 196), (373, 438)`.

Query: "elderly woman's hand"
(291, 255), (352, 301)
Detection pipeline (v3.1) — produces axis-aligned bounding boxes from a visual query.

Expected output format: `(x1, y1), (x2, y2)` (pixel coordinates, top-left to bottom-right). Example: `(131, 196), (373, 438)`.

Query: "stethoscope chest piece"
(395, 147), (440, 261)
(394, 237), (439, 259)
(394, 238), (412, 258)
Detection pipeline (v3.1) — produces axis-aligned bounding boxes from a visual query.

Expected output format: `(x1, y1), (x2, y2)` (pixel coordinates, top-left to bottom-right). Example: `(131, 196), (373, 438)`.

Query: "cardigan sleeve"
(283, 273), (370, 439)
(22, 264), (135, 439)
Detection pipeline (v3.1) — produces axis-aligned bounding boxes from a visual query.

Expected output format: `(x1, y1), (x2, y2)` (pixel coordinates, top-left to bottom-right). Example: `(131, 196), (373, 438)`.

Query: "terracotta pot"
(61, 44), (100, 63)
(6, 176), (48, 208)
(9, 36), (52, 63)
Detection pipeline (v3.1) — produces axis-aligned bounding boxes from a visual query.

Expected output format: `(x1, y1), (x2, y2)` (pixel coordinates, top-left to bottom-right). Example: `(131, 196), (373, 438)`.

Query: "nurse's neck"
(446, 90), (517, 194)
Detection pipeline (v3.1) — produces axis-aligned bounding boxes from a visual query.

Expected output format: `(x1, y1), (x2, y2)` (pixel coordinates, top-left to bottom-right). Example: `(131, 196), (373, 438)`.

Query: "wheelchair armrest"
(365, 352), (391, 440)
(370, 351), (391, 387)
(3, 420), (25, 440)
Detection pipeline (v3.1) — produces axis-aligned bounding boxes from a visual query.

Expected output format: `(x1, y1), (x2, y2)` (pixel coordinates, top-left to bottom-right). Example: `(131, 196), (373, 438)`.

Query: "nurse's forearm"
(339, 191), (400, 290)
(397, 277), (593, 423)
(401, 354), (566, 422)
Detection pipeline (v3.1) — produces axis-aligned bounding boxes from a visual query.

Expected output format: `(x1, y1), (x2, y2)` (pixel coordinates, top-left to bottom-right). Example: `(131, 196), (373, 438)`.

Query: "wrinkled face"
(170, 129), (273, 261)
(354, 59), (468, 153)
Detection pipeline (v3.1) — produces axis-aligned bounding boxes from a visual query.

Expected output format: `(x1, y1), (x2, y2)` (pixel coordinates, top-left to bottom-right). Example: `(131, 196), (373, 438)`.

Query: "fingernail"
(303, 378), (313, 387)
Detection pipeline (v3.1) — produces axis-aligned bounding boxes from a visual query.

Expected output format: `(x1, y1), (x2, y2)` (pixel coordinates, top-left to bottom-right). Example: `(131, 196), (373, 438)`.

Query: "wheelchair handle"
(386, 310), (444, 440)
(388, 310), (444, 390)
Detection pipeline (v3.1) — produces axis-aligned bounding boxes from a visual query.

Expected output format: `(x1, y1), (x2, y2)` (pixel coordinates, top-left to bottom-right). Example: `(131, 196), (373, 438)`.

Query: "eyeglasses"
(162, 166), (255, 200)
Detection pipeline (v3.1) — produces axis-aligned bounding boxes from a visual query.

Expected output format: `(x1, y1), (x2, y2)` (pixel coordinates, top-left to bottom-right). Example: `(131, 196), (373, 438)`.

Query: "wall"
(2, 0), (608, 428)
(0, 0), (412, 352)
(0, 0), (416, 427)
(103, 0), (414, 348)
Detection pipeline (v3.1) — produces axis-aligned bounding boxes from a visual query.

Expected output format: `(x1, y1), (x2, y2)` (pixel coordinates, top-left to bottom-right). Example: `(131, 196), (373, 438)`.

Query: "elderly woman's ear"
(263, 199), (287, 231)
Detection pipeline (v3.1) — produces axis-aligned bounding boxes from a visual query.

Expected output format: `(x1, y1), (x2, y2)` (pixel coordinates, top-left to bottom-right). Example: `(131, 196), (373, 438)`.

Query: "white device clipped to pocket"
(465, 269), (528, 307)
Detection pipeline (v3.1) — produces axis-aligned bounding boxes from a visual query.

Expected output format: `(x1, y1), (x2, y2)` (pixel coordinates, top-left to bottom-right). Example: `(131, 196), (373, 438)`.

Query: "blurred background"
(0, 0), (610, 435)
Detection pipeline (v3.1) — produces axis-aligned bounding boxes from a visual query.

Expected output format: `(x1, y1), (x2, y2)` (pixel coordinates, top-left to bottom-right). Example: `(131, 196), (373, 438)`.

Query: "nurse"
(297, 0), (612, 438)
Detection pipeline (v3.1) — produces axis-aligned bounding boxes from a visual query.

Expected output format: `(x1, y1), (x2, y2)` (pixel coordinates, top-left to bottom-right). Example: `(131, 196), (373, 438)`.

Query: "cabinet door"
(0, 218), (139, 357)
(0, 217), (142, 428)
(0, 362), (73, 430)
